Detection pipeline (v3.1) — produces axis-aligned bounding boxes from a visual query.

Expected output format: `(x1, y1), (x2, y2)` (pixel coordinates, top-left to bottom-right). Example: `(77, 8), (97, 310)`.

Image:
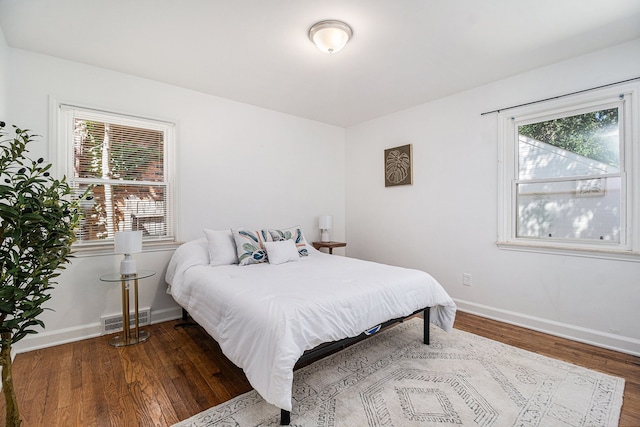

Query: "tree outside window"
(497, 82), (638, 258)
(59, 105), (174, 246)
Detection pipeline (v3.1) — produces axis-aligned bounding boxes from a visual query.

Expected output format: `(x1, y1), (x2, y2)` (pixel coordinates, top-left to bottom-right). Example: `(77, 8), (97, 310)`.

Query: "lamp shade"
(114, 231), (142, 254)
(319, 215), (333, 230)
(309, 20), (352, 54)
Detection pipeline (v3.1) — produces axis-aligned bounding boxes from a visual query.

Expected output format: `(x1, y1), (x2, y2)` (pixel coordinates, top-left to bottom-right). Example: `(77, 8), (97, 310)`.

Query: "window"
(58, 104), (175, 248)
(497, 83), (639, 259)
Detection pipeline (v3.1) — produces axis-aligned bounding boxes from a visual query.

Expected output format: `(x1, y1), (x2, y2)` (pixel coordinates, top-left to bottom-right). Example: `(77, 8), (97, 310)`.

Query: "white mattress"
(166, 239), (457, 411)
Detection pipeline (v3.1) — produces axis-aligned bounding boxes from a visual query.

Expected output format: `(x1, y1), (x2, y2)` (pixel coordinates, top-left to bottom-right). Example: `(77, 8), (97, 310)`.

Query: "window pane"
(516, 176), (621, 242)
(518, 108), (619, 180)
(75, 183), (168, 242)
(74, 119), (164, 182)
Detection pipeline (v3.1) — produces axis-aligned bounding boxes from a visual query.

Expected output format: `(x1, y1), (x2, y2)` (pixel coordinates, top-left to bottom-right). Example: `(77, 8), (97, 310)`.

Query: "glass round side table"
(100, 270), (155, 347)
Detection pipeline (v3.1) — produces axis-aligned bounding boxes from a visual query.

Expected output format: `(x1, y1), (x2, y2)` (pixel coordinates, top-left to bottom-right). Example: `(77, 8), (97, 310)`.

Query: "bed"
(166, 232), (457, 424)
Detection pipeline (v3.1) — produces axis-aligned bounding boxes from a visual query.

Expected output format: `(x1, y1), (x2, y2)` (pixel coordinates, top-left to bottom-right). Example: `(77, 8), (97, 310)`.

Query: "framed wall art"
(384, 144), (413, 187)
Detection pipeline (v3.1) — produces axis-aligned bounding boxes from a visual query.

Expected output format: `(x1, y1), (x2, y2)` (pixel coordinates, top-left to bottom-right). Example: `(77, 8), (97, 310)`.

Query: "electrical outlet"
(463, 273), (472, 286)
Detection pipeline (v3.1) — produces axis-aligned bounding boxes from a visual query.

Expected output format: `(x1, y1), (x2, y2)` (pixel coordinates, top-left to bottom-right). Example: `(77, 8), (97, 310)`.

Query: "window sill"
(72, 240), (183, 258)
(496, 241), (640, 263)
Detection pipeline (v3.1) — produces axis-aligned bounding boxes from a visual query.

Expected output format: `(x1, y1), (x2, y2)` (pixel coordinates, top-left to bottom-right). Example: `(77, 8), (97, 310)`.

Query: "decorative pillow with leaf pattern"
(232, 228), (272, 266)
(268, 225), (309, 257)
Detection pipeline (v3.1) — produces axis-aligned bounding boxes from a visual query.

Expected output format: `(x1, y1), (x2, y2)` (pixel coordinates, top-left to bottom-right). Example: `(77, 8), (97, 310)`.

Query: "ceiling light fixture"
(308, 20), (353, 54)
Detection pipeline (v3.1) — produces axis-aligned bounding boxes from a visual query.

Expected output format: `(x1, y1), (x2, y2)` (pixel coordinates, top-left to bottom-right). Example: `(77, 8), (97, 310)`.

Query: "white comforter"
(166, 239), (457, 411)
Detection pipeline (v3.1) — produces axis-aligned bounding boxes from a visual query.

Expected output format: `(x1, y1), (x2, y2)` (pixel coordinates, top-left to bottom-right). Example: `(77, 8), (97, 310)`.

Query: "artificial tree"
(0, 121), (83, 426)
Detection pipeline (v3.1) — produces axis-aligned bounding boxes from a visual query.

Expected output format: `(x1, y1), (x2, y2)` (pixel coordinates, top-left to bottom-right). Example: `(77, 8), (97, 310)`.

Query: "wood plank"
(55, 343), (74, 411)
(80, 339), (101, 427)
(144, 324), (192, 423)
(0, 313), (637, 426)
(95, 338), (127, 427)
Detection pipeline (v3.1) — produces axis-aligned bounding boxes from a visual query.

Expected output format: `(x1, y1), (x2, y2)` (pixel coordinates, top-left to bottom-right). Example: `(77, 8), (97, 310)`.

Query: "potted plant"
(0, 121), (83, 426)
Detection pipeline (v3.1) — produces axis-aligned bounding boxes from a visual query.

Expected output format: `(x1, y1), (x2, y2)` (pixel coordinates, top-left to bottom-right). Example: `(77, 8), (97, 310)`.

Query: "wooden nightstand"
(312, 241), (347, 254)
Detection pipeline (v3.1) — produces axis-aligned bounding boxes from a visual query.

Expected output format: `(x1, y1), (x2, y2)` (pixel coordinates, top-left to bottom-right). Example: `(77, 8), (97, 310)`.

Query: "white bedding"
(166, 238), (457, 411)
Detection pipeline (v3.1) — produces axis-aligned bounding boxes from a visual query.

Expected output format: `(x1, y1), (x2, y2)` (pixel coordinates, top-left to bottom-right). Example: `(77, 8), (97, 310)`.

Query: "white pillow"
(203, 228), (238, 266)
(264, 240), (300, 265)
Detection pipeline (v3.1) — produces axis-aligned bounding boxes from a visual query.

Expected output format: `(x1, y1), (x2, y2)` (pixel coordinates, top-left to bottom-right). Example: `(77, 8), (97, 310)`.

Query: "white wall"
(346, 38), (640, 356)
(6, 48), (346, 352)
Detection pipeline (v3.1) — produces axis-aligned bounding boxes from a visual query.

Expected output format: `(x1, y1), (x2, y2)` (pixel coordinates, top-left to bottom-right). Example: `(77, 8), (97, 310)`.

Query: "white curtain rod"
(480, 76), (640, 116)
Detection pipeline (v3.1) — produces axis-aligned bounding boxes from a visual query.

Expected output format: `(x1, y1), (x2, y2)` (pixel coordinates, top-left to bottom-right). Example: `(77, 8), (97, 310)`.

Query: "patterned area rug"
(173, 318), (624, 427)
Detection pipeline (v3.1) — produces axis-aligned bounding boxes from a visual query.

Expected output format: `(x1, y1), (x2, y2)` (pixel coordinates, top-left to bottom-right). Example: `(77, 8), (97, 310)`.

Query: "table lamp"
(319, 215), (333, 242)
(115, 230), (142, 275)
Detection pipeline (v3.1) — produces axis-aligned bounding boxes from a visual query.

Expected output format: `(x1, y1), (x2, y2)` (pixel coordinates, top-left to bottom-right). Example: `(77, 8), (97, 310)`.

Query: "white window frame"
(497, 82), (639, 261)
(52, 100), (177, 253)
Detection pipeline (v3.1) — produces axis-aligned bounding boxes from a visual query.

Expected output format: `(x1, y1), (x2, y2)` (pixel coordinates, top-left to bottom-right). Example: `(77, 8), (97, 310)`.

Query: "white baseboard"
(13, 305), (184, 354)
(454, 299), (640, 357)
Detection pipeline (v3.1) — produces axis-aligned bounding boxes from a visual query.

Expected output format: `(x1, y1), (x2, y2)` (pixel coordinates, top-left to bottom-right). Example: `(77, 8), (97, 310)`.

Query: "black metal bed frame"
(280, 306), (430, 425)
(178, 306), (431, 426)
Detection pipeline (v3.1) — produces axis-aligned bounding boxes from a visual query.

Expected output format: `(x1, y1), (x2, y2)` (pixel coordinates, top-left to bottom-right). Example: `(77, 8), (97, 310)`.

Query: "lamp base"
(120, 254), (137, 276)
(321, 229), (330, 242)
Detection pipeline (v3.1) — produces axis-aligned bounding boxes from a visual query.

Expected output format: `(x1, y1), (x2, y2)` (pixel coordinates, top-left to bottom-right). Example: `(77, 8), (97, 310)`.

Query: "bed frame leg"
(281, 409), (290, 425)
(423, 307), (430, 345)
(173, 308), (198, 329)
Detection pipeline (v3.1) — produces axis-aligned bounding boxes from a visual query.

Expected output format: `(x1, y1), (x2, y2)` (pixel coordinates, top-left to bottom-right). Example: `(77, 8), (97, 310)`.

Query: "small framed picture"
(384, 144), (413, 187)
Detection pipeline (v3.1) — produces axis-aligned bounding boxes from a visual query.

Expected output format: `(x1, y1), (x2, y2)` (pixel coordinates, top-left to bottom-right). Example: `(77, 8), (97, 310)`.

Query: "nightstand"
(312, 241), (347, 254)
(100, 270), (155, 347)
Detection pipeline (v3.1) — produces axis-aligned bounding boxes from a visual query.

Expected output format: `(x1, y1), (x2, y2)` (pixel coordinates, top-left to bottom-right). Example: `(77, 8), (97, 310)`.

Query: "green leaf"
(0, 203), (19, 218)
(20, 212), (45, 222)
(0, 301), (14, 314)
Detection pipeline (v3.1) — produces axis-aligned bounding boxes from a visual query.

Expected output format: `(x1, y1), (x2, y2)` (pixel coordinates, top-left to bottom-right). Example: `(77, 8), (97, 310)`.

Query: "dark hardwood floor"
(2, 311), (638, 426)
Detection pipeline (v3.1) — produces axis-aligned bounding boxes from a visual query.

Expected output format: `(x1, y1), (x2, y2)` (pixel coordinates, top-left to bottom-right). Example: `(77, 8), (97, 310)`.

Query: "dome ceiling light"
(308, 20), (353, 54)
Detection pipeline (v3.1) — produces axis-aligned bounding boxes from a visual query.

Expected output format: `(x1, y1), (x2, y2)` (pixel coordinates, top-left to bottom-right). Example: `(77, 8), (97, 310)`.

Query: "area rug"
(173, 318), (625, 427)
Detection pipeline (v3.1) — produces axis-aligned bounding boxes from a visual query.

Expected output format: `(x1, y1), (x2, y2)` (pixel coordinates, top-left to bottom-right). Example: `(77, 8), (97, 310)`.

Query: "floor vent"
(102, 308), (151, 334)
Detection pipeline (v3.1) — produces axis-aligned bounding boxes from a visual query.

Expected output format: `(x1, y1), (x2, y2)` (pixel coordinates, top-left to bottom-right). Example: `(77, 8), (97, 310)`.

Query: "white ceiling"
(1, 0), (640, 127)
